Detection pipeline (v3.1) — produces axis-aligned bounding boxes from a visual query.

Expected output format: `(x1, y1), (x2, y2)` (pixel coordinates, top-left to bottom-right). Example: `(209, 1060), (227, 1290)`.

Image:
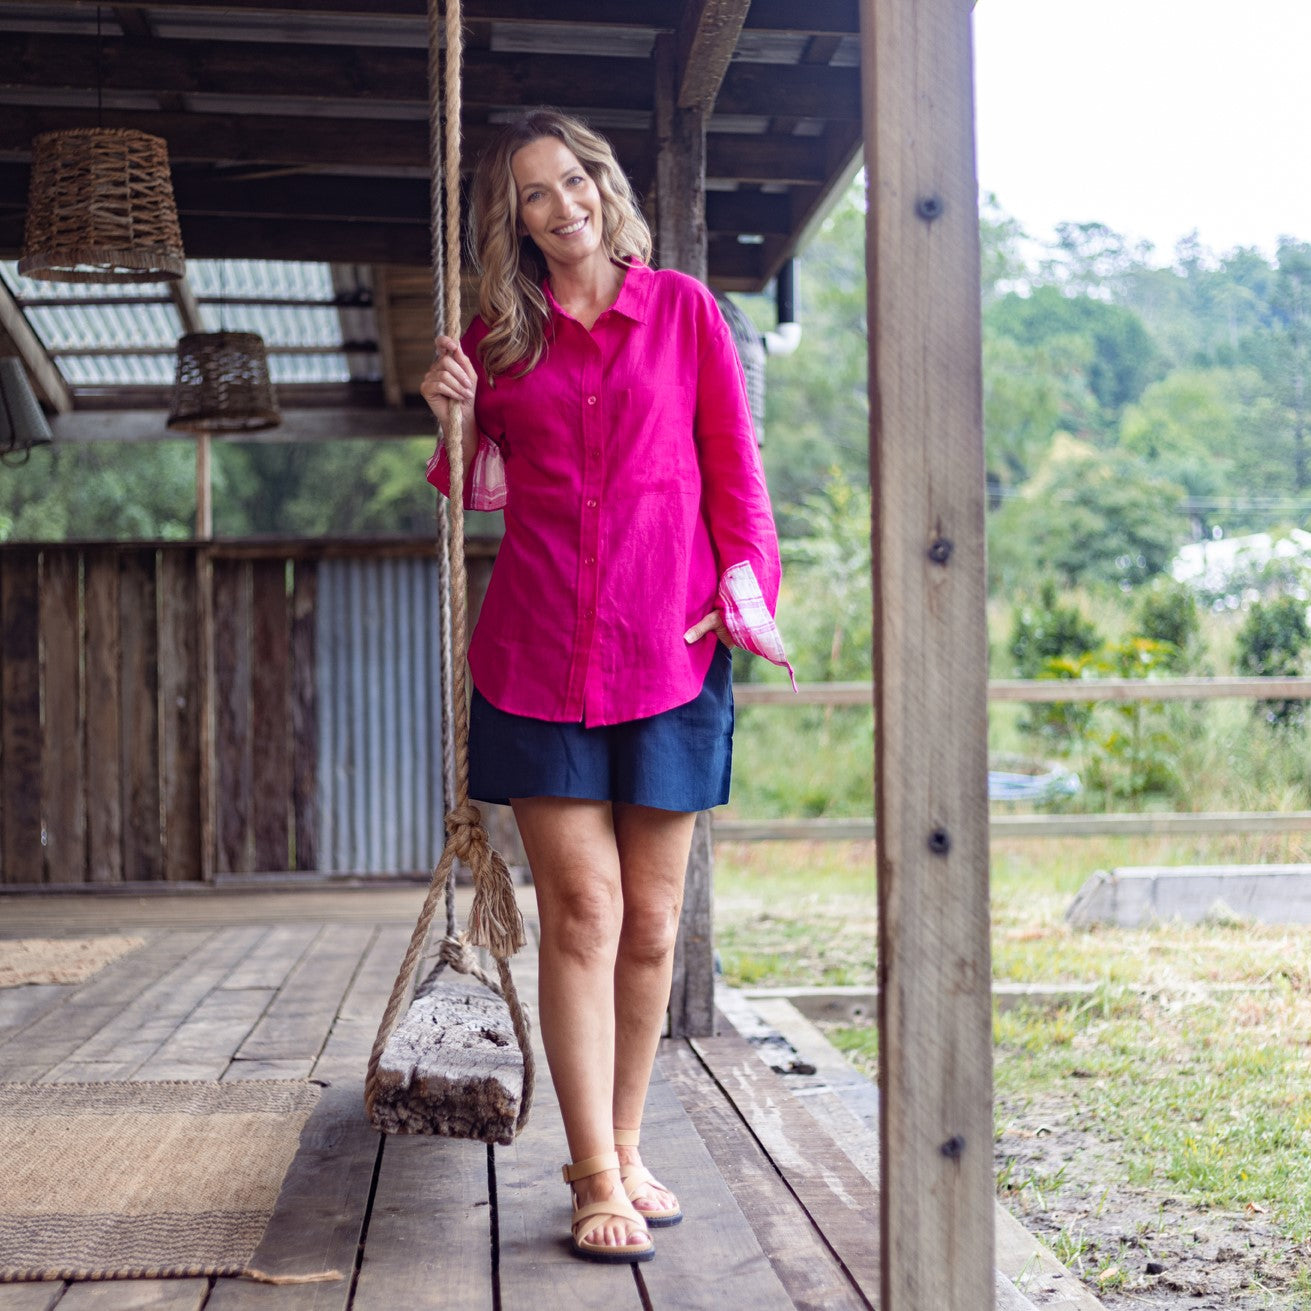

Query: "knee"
(543, 880), (622, 964)
(619, 898), (682, 968)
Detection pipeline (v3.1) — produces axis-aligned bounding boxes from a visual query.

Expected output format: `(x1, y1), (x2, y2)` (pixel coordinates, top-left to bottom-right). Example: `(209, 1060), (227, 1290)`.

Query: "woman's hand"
(420, 336), (478, 463)
(684, 610), (733, 648)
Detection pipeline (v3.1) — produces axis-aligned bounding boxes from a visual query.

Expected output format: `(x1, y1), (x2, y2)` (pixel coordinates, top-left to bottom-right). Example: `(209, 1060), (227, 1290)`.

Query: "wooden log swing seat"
(363, 0), (535, 1147)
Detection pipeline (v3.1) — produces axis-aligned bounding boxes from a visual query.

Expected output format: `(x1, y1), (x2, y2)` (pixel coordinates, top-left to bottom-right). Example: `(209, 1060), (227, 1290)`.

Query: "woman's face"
(510, 136), (604, 271)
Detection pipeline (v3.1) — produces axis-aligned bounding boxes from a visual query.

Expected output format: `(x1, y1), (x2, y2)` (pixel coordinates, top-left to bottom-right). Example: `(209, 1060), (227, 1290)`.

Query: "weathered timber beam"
(0, 281), (73, 414)
(0, 35), (642, 109)
(677, 0), (752, 111)
(3, 163), (794, 233)
(169, 279), (205, 334)
(862, 0), (993, 1304)
(51, 406), (434, 442)
(0, 110), (827, 185)
(9, 0), (858, 34)
(0, 36), (859, 120)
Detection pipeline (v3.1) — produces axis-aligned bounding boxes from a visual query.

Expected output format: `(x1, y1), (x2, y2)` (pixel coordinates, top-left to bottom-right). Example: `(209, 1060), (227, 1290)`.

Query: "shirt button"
(589, 447), (600, 458)
(584, 609), (594, 619)
(586, 498), (598, 508)
(585, 556), (595, 566)
(586, 395), (597, 405)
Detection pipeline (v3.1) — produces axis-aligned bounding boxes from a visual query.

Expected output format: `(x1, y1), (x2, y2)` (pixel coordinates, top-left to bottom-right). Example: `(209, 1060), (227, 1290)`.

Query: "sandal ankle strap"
(613, 1128), (641, 1147)
(562, 1151), (621, 1184)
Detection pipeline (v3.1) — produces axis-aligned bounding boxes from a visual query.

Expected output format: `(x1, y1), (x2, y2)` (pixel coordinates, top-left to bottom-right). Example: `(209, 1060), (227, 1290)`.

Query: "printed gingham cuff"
(718, 561), (797, 690)
(426, 433), (507, 512)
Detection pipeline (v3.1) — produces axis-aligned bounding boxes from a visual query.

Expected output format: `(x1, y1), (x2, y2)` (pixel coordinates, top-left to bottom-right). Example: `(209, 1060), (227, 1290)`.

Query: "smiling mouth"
(554, 217), (587, 236)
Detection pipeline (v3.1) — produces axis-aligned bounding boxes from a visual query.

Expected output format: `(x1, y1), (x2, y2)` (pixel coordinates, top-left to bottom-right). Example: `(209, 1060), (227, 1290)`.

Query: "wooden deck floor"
(0, 888), (884, 1311)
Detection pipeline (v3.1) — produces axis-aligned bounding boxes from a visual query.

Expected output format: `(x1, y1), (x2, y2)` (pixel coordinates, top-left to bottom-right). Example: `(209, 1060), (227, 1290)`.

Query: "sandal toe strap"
(620, 1164), (659, 1196)
(570, 1194), (650, 1239)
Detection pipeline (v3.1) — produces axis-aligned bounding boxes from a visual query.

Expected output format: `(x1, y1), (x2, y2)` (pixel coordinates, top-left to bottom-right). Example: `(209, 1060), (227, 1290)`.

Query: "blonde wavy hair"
(469, 109), (653, 382)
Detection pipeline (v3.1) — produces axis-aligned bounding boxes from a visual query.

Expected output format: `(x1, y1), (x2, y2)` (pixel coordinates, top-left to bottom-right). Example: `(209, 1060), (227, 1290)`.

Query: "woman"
(422, 109), (792, 1264)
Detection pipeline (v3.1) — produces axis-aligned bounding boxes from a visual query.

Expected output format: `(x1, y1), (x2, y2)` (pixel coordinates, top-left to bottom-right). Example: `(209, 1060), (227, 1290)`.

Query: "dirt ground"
(997, 1090), (1311, 1310)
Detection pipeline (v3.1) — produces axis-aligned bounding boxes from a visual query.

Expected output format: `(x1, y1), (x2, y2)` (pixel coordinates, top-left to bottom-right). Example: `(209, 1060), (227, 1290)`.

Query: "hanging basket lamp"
(19, 128), (186, 284)
(167, 331), (282, 434)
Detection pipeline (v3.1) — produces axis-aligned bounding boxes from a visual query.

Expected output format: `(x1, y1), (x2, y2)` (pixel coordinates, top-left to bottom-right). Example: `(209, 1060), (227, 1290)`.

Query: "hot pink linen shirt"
(428, 260), (790, 726)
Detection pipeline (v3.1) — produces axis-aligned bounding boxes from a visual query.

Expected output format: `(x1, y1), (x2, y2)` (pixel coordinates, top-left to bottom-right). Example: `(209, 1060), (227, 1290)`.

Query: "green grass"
(715, 832), (1311, 1247)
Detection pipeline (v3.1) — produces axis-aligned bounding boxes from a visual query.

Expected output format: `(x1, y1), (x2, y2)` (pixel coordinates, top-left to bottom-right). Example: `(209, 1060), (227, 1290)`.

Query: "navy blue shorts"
(468, 643), (733, 813)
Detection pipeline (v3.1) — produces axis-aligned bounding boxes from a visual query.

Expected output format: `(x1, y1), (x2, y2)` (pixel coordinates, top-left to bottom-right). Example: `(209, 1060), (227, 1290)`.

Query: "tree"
(988, 437), (1187, 592)
(986, 286), (1160, 427)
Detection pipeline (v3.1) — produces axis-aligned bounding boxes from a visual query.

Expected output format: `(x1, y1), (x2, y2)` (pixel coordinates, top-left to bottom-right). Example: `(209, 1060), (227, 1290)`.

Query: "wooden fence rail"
(723, 675), (1311, 843)
(734, 676), (1311, 706)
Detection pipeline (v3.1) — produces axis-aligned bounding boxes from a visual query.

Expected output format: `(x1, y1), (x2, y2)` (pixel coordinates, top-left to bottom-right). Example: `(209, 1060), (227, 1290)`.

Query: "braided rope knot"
(444, 802), (486, 863)
(440, 803), (527, 961)
(438, 933), (479, 972)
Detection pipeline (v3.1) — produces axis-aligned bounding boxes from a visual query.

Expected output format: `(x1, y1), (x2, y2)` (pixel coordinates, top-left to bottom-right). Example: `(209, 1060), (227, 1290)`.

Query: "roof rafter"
(677, 0), (751, 111)
(0, 34), (859, 121)
(0, 279), (73, 415)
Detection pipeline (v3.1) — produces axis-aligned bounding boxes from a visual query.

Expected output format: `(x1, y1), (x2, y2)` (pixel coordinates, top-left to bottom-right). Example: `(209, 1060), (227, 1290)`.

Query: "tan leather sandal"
(614, 1128), (683, 1227)
(562, 1151), (655, 1263)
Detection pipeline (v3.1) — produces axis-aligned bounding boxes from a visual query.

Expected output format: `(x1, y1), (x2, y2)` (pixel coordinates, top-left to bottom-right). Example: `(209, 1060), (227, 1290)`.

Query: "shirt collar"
(542, 258), (652, 326)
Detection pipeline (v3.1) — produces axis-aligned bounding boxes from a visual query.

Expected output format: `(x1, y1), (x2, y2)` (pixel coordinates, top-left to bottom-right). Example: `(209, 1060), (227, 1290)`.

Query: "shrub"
(1009, 583), (1101, 747)
(1235, 597), (1311, 727)
(1134, 580), (1202, 671)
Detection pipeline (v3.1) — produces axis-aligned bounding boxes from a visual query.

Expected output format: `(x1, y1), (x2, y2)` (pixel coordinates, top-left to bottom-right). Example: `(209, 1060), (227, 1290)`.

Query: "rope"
(364, 0), (534, 1137)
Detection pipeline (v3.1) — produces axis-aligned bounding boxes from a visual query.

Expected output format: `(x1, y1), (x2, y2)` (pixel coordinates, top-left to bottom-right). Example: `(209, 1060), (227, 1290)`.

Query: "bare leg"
(612, 802), (698, 1216)
(511, 796), (648, 1253)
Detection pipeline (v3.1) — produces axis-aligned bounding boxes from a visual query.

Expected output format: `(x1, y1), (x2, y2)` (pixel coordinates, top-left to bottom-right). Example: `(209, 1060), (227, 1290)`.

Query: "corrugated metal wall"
(315, 556), (445, 873)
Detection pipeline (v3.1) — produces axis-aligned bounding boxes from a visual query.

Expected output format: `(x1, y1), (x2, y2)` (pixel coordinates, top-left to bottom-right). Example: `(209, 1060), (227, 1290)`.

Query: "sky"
(971, 0), (1311, 265)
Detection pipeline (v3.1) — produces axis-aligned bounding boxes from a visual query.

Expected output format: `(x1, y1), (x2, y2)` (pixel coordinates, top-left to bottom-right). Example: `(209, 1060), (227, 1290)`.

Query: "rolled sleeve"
(426, 432), (507, 511)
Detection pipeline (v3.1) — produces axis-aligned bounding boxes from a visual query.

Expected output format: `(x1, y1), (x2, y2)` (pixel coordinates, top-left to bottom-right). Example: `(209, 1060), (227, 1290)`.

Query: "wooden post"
(195, 434), (213, 539)
(655, 30), (714, 1038)
(860, 0), (995, 1306)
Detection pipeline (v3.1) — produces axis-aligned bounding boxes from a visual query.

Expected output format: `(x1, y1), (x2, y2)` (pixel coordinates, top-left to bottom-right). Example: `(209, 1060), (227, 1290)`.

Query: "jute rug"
(0, 1079), (337, 1283)
(0, 937), (144, 988)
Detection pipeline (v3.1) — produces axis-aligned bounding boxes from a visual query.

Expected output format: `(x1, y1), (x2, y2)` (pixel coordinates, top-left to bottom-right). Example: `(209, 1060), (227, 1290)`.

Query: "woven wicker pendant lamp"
(19, 127), (186, 284)
(167, 330), (281, 434)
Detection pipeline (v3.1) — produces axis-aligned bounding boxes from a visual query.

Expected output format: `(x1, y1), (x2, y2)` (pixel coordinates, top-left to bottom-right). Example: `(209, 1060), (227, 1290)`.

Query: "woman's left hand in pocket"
(684, 610), (732, 648)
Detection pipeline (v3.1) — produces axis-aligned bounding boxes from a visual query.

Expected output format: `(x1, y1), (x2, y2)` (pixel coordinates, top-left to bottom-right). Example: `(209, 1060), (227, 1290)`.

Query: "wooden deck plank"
(222, 923), (321, 990)
(0, 929), (212, 1080)
(657, 1040), (871, 1311)
(207, 924), (410, 1309)
(689, 1029), (882, 1301)
(0, 984), (73, 1041)
(637, 1044), (807, 1310)
(55, 1279), (210, 1310)
(352, 1135), (494, 1311)
(0, 1283), (63, 1311)
(234, 924), (375, 1062)
(489, 946), (643, 1311)
(40, 549), (86, 884)
(42, 925), (266, 1079)
(134, 985), (278, 1080)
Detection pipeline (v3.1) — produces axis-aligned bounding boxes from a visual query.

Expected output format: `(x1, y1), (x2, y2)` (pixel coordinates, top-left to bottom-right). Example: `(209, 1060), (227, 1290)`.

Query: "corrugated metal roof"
(1, 258), (375, 392)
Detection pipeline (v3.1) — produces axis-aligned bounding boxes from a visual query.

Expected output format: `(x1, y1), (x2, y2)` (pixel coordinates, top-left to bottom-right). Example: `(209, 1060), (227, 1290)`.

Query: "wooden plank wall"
(0, 543), (315, 884)
(210, 553), (318, 876)
(0, 545), (204, 884)
(0, 538), (485, 884)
